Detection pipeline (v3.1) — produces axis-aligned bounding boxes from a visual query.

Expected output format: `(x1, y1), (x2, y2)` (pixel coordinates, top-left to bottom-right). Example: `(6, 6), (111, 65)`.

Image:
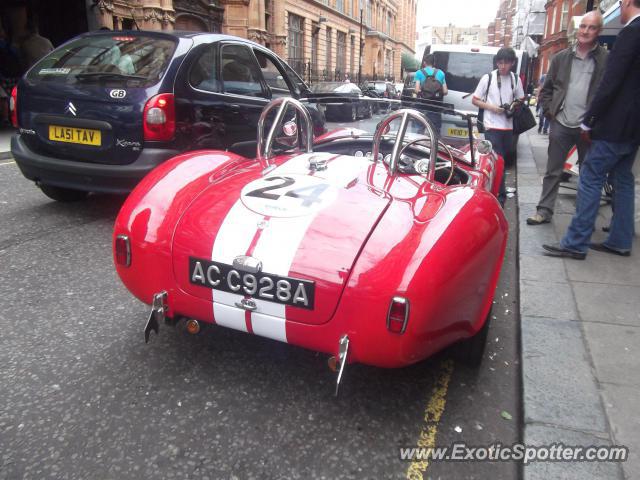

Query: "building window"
(560, 0), (569, 31)
(312, 23), (319, 76)
(350, 35), (355, 76)
(336, 31), (347, 76)
(387, 13), (391, 35)
(265, 0), (273, 32)
(326, 27), (332, 76)
(551, 3), (557, 34)
(336, 0), (344, 13)
(287, 13), (304, 75)
(366, 0), (372, 27)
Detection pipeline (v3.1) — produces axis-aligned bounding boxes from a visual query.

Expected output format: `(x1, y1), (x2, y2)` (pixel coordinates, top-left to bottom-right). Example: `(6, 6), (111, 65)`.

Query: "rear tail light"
(387, 296), (409, 334)
(115, 234), (131, 267)
(143, 93), (175, 141)
(9, 86), (18, 128)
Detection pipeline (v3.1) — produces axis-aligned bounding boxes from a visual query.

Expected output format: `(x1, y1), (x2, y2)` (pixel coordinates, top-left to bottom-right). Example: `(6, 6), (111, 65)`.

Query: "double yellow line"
(406, 359), (455, 480)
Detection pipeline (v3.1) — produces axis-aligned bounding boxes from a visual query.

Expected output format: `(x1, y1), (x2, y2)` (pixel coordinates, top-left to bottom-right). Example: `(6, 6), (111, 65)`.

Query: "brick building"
(487, 0), (516, 47)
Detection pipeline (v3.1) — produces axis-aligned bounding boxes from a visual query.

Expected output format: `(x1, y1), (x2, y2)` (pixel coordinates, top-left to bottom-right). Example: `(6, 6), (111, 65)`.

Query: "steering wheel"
(372, 108), (439, 182)
(396, 137), (455, 185)
(257, 97), (314, 165)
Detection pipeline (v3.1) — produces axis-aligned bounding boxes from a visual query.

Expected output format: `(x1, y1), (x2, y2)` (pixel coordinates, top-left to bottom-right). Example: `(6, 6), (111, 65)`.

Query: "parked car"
(113, 98), (507, 393)
(311, 82), (372, 121)
(359, 83), (383, 113)
(371, 81), (399, 110)
(10, 31), (326, 201)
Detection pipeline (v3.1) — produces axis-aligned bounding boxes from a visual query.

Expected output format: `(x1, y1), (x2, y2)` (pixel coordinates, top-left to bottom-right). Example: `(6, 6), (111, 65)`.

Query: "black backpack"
(419, 68), (443, 100)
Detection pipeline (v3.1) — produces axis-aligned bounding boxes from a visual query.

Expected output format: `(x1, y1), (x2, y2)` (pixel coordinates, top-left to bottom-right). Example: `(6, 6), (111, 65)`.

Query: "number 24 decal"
(246, 176), (328, 207)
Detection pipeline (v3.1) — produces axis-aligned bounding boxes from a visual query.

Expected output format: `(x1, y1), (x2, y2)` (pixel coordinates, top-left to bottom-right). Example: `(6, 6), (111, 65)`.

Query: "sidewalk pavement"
(518, 130), (640, 480)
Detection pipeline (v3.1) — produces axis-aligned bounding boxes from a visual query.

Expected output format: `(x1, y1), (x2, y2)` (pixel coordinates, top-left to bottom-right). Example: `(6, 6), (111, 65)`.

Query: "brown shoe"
(527, 213), (551, 225)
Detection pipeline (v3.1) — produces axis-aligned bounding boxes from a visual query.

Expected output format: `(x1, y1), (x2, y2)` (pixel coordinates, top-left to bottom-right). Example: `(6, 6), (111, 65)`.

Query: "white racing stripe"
(211, 202), (264, 332)
(211, 153), (372, 341)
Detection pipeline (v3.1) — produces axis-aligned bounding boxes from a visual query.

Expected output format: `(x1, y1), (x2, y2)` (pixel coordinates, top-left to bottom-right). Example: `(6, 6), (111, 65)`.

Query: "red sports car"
(113, 98), (507, 392)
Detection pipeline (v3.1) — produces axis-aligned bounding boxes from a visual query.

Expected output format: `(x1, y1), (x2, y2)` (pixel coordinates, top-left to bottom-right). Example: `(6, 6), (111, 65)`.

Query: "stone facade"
(2, 0), (412, 82)
(86, 0), (414, 82)
(89, 0), (224, 32)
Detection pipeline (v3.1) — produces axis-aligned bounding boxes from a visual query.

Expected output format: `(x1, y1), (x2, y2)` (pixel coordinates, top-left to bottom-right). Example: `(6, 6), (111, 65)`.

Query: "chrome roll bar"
(371, 108), (439, 181)
(257, 97), (314, 166)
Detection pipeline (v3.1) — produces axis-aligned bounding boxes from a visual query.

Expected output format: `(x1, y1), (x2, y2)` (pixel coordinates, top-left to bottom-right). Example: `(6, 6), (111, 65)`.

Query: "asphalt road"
(0, 118), (521, 480)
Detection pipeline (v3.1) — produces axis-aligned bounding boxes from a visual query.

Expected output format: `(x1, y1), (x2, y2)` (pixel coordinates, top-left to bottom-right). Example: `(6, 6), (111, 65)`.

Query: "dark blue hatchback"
(10, 31), (325, 201)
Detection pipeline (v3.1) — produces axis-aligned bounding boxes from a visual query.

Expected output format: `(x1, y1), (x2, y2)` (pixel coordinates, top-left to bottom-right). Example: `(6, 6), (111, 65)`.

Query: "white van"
(421, 44), (531, 159)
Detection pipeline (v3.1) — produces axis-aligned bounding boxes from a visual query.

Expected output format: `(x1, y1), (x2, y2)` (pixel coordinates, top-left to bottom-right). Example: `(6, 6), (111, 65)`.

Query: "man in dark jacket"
(543, 0), (640, 259)
(527, 10), (608, 225)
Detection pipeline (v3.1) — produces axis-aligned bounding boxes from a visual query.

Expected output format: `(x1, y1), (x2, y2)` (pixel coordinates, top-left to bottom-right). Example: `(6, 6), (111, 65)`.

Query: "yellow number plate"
(447, 127), (469, 138)
(48, 125), (101, 146)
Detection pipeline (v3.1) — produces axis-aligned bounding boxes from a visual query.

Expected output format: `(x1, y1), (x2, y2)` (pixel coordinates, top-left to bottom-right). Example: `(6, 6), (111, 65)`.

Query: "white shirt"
(473, 71), (525, 130)
(625, 13), (640, 26)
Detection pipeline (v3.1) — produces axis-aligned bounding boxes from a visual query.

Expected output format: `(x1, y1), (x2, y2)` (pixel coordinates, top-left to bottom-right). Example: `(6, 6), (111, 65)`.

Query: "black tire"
(39, 184), (89, 202)
(452, 306), (492, 367)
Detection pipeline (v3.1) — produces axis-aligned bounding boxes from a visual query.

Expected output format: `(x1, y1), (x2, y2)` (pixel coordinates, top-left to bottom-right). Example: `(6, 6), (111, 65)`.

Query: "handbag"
(512, 103), (537, 135)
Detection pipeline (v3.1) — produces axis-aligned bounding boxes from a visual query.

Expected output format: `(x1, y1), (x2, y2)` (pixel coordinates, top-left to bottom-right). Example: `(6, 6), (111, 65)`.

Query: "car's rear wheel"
(39, 184), (89, 202)
(452, 306), (492, 367)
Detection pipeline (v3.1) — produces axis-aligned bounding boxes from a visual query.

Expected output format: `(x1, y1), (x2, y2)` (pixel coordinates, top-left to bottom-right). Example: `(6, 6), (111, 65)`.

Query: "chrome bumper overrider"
(144, 291), (167, 343)
(335, 335), (349, 397)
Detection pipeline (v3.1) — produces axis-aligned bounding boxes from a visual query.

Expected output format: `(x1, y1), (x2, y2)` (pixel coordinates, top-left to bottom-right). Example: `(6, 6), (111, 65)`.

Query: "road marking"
(0, 160), (15, 166)
(406, 359), (454, 480)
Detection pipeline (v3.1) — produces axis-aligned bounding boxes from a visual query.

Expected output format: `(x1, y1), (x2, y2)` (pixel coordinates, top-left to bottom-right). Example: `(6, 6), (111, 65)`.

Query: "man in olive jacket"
(527, 11), (608, 225)
(544, 0), (640, 259)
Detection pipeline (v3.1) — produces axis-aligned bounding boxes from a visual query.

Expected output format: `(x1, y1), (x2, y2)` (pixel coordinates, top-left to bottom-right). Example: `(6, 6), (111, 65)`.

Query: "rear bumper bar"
(11, 134), (180, 194)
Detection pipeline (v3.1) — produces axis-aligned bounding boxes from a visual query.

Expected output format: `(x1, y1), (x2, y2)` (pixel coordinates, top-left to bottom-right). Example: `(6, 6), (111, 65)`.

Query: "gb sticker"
(109, 89), (127, 99)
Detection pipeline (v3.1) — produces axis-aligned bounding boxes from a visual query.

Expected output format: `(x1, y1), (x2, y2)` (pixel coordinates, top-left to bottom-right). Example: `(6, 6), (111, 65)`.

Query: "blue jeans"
(484, 129), (513, 206)
(561, 139), (638, 253)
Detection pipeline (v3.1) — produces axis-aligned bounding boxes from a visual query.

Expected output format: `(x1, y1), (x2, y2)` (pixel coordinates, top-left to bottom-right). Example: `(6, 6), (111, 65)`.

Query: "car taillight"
(143, 93), (175, 141)
(115, 234), (131, 267)
(9, 86), (18, 128)
(387, 296), (409, 334)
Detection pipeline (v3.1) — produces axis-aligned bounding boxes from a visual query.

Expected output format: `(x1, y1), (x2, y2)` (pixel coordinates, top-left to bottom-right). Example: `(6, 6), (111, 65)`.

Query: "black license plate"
(189, 257), (315, 310)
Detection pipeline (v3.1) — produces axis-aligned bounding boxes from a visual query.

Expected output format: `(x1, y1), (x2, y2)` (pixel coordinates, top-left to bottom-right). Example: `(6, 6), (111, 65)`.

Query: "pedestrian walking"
(543, 0), (640, 259)
(527, 11), (608, 225)
(414, 54), (447, 133)
(472, 47), (525, 206)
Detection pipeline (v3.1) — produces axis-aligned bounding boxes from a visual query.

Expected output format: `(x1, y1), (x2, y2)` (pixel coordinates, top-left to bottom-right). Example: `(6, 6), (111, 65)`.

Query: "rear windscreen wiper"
(76, 72), (147, 82)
